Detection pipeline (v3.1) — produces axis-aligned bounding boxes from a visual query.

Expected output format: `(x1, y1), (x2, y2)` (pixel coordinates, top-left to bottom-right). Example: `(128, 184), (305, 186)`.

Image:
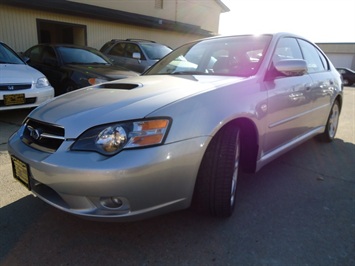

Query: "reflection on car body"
(8, 33), (343, 222)
(100, 39), (172, 73)
(23, 44), (139, 95)
(336, 67), (355, 86)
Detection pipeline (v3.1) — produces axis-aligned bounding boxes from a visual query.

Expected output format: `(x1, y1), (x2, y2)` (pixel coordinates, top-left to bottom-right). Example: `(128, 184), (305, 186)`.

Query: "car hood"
(30, 75), (245, 137)
(0, 64), (43, 83)
(65, 64), (139, 79)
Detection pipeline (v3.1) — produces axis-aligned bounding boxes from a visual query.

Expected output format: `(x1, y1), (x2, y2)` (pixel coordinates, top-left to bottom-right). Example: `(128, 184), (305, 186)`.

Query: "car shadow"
(0, 109), (32, 152)
(1, 138), (354, 265)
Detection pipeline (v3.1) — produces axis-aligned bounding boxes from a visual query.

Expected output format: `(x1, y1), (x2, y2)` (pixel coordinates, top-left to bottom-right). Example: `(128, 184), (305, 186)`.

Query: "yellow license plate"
(4, 94), (26, 105)
(11, 156), (30, 190)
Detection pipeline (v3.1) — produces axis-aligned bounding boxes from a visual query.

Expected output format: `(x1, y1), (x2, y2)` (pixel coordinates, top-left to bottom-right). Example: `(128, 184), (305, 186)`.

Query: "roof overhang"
(215, 0), (230, 13)
(0, 0), (215, 36)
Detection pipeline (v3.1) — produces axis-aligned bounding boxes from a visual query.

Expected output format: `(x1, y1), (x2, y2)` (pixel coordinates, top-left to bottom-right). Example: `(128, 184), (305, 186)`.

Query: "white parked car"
(8, 33), (343, 221)
(0, 41), (54, 111)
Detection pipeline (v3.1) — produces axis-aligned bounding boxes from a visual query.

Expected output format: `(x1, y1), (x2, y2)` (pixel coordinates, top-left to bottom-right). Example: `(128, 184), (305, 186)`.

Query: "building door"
(37, 19), (87, 46)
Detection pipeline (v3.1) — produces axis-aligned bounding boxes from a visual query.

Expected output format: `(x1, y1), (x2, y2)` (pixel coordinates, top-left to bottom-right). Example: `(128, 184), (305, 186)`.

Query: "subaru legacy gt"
(8, 33), (343, 221)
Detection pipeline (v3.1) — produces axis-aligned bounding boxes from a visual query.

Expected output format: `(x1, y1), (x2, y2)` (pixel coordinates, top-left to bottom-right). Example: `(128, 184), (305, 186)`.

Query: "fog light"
(100, 196), (123, 209)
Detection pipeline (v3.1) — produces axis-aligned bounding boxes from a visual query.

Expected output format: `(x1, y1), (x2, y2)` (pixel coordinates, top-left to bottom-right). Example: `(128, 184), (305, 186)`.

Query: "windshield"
(0, 43), (25, 64)
(144, 35), (272, 77)
(140, 43), (172, 60)
(58, 47), (111, 65)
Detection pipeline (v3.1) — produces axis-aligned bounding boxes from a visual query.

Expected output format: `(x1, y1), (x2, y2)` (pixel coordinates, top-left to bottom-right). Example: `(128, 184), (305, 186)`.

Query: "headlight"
(71, 118), (171, 155)
(36, 77), (50, 88)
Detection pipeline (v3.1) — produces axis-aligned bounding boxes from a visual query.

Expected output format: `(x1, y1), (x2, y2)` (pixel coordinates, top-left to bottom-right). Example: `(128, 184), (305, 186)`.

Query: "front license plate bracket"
(11, 156), (31, 190)
(4, 94), (26, 106)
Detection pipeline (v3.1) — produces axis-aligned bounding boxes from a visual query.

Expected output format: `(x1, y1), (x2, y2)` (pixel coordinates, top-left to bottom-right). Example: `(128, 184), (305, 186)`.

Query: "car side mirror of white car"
(275, 59), (308, 77)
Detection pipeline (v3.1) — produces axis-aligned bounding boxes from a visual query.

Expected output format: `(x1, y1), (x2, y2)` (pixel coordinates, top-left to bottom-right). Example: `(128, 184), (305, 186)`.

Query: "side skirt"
(256, 126), (325, 172)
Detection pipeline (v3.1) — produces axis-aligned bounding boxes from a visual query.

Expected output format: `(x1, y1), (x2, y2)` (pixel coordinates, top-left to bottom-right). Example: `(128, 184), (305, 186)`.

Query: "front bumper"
(0, 86), (54, 111)
(8, 130), (209, 221)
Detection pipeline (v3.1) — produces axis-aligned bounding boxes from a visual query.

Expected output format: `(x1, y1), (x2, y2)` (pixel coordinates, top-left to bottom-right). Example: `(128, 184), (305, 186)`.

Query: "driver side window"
(268, 37), (303, 79)
(27, 46), (42, 63)
(273, 37), (303, 63)
(125, 44), (144, 60)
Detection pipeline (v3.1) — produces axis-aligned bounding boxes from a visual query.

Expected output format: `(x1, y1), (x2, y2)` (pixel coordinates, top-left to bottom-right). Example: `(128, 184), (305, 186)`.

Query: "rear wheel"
(193, 124), (241, 217)
(317, 100), (340, 142)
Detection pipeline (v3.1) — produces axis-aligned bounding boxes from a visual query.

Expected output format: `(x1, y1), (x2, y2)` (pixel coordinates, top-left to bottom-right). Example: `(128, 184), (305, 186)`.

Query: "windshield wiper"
(171, 71), (207, 75)
(86, 62), (109, 65)
(66, 62), (108, 65)
(66, 62), (86, 65)
(0, 61), (17, 64)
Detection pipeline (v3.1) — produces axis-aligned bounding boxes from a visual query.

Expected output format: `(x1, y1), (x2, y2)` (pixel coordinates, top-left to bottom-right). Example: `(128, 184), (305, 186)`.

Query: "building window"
(155, 0), (163, 9)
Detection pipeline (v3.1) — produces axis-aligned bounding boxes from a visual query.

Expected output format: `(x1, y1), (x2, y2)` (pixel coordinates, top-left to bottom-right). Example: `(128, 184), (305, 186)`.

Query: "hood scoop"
(96, 83), (141, 90)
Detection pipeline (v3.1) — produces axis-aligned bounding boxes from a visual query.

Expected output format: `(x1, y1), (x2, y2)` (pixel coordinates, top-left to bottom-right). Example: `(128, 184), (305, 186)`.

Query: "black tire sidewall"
(192, 124), (240, 217)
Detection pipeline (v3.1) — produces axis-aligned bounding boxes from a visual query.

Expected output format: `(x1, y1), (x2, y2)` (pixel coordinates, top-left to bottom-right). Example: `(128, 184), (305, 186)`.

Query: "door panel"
(263, 37), (314, 154)
(264, 75), (314, 153)
(298, 39), (334, 128)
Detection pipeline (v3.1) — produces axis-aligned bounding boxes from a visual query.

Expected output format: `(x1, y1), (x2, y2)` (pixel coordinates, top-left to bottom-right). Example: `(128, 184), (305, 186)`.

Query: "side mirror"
(18, 52), (30, 63)
(22, 56), (30, 63)
(132, 52), (141, 60)
(275, 59), (307, 76)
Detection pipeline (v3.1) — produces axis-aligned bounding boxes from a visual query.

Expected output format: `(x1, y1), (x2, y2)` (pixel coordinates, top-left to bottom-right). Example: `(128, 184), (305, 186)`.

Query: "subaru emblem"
(27, 126), (42, 140)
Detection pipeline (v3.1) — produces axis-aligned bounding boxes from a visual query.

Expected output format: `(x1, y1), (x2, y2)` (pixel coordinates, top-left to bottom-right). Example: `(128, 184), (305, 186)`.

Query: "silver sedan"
(8, 33), (343, 221)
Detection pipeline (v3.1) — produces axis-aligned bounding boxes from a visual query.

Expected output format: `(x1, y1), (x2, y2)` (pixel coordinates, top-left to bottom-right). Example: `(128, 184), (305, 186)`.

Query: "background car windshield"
(145, 35), (272, 77)
(0, 43), (25, 64)
(58, 47), (110, 64)
(140, 43), (172, 60)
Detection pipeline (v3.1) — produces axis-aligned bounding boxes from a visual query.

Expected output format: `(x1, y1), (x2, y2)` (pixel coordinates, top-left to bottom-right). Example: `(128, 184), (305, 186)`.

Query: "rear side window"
(298, 39), (328, 73)
(26, 46), (42, 63)
(109, 43), (126, 56)
(42, 47), (56, 61)
(100, 42), (113, 53)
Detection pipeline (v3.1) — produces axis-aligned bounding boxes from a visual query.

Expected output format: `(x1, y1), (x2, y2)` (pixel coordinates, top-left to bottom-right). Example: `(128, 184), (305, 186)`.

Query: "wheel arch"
(214, 117), (259, 173)
(191, 116), (259, 215)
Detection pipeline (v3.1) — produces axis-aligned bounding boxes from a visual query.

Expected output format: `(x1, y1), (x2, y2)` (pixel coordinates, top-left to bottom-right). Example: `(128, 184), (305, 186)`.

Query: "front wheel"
(192, 124), (241, 217)
(317, 100), (340, 142)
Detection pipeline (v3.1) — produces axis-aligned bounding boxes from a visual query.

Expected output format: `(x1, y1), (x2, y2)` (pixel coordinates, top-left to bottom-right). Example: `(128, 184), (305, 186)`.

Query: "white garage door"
(327, 53), (354, 68)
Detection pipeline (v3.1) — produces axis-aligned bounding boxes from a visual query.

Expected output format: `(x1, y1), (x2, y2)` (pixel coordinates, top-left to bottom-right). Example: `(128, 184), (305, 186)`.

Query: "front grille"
(21, 118), (65, 153)
(0, 84), (32, 91)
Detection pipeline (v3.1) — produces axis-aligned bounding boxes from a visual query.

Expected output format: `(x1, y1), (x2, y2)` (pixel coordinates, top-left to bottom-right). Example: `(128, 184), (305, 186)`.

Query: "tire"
(342, 79), (349, 86)
(317, 100), (340, 142)
(192, 124), (240, 217)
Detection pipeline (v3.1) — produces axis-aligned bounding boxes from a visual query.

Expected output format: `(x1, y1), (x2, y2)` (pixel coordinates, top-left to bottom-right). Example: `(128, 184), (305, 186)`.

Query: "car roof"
(109, 39), (157, 44)
(33, 43), (100, 51)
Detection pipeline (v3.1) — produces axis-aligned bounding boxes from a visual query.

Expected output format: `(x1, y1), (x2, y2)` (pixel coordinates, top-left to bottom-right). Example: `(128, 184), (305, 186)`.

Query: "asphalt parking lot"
(0, 88), (354, 266)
